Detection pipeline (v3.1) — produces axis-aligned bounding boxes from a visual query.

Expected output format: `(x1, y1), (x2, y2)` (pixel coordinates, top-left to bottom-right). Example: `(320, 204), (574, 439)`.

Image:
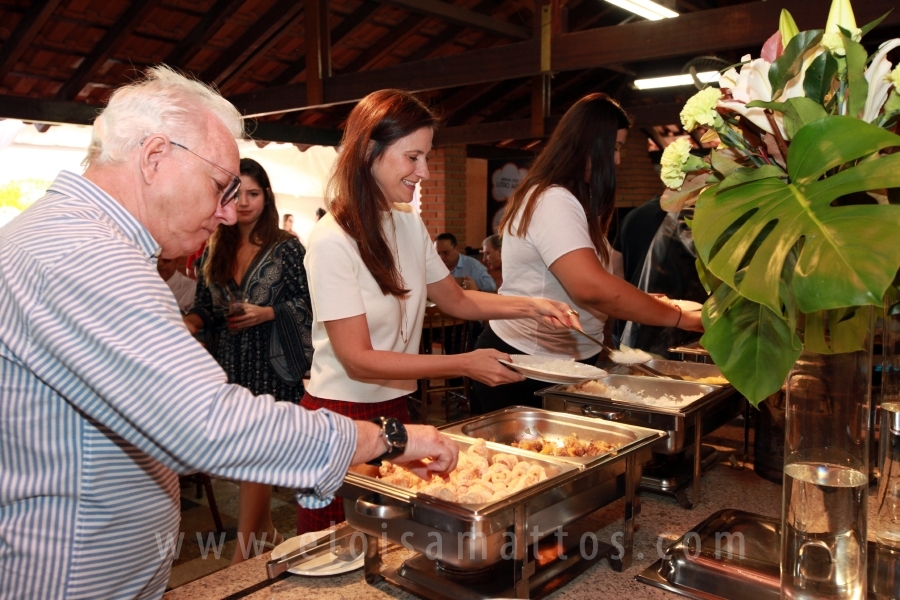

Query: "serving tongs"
(265, 523), (362, 578)
(567, 325), (683, 381)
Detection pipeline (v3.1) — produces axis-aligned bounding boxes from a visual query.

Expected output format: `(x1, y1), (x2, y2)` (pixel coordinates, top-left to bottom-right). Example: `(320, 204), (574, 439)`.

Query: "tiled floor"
(166, 388), (462, 591)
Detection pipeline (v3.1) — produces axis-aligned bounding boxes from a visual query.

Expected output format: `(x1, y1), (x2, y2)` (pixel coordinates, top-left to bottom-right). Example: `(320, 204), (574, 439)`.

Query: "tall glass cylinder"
(780, 320), (874, 600)
(874, 306), (900, 550)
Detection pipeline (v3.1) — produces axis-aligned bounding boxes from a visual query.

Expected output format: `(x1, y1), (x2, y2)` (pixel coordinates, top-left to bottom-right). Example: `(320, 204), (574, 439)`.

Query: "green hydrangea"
(680, 88), (722, 132)
(660, 138), (694, 190)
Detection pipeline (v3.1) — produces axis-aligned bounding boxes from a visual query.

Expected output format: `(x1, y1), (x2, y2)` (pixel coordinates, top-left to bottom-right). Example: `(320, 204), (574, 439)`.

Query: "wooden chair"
(412, 305), (473, 424)
(180, 473), (225, 534)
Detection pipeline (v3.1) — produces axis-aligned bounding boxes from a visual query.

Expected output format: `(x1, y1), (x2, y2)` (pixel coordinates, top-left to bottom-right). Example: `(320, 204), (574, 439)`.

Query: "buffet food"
(510, 431), (618, 458)
(565, 379), (704, 408)
(681, 374), (728, 385)
(608, 345), (652, 365)
(377, 438), (549, 503)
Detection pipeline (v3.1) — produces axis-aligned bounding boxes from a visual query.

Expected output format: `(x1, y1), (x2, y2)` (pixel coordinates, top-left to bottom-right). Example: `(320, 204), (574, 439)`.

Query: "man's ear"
(140, 134), (169, 184)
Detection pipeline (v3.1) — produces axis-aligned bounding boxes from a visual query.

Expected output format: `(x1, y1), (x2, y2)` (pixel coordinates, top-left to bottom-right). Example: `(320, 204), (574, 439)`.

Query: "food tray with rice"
(441, 406), (651, 467)
(537, 374), (742, 455)
(606, 359), (729, 385)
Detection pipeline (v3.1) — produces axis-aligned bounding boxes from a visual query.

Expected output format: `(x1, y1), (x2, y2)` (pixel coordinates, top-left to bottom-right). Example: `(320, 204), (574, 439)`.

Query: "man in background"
(434, 232), (496, 292)
(157, 255), (195, 312)
(481, 234), (502, 291)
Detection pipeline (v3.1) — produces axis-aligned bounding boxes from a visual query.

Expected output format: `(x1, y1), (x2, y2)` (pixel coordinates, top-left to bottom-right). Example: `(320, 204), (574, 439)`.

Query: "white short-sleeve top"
(305, 203), (449, 402)
(492, 185), (612, 359)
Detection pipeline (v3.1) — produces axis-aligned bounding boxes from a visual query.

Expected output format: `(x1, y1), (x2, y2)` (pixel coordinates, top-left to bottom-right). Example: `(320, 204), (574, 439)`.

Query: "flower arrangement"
(660, 0), (900, 405)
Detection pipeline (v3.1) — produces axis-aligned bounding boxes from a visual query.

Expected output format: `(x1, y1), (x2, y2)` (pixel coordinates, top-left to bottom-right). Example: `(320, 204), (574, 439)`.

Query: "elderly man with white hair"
(0, 66), (458, 600)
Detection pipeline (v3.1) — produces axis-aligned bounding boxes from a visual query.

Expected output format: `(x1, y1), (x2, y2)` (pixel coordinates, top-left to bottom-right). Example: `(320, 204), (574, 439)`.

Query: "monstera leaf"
(694, 116), (900, 315)
(692, 116), (900, 404)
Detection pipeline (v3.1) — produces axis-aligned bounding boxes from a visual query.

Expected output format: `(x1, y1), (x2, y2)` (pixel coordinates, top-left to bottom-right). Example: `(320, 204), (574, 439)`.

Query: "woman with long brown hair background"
(298, 88), (579, 534)
(472, 93), (703, 414)
(185, 157), (313, 563)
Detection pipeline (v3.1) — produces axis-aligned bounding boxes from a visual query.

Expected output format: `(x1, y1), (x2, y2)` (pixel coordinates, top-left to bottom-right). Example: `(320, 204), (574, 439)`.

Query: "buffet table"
(163, 445), (786, 600)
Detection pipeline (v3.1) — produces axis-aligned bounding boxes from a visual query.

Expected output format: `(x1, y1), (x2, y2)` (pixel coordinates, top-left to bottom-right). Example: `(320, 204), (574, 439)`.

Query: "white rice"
(516, 357), (606, 377)
(566, 380), (704, 408)
(608, 346), (652, 365)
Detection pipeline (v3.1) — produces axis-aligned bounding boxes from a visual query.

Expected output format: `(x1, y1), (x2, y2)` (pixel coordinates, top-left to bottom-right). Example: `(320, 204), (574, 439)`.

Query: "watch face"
(385, 417), (408, 446)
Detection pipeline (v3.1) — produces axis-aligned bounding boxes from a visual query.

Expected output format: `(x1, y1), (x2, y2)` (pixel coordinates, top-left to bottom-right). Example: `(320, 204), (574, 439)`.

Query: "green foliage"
(693, 117), (900, 404)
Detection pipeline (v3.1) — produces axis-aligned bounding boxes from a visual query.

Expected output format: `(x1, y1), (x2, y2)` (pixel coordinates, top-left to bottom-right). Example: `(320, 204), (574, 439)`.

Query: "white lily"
(822, 0), (861, 56)
(717, 55), (789, 136)
(863, 39), (900, 122)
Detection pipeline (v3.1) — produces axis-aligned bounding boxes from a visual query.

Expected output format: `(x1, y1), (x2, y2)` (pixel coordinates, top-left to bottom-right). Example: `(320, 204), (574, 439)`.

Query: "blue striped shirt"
(0, 171), (357, 599)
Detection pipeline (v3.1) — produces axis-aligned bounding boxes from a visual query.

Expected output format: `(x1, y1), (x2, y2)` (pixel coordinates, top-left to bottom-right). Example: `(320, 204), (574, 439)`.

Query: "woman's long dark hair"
(500, 93), (632, 263)
(328, 89), (439, 297)
(203, 157), (284, 286)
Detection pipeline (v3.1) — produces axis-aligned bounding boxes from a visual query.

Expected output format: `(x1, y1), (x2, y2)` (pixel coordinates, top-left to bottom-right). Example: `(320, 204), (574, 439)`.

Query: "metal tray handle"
(582, 405), (627, 421)
(355, 496), (412, 520)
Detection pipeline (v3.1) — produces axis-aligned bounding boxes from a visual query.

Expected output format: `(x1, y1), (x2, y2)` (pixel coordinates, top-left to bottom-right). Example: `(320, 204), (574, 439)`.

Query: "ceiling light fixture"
(605, 0), (679, 21)
(634, 71), (720, 90)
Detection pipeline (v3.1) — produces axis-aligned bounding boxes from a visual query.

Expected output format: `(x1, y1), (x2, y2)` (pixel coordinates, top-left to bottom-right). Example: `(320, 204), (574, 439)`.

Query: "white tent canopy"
(0, 120), (337, 244)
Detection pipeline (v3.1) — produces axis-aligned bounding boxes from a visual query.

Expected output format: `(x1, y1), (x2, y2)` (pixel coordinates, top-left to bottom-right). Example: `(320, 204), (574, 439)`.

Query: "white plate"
(270, 530), (364, 577)
(498, 355), (608, 384)
(666, 299), (704, 312)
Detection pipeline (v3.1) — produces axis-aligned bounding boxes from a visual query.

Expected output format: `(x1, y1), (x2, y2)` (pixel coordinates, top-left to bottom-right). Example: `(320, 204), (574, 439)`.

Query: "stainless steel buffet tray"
(607, 359), (728, 384)
(537, 374), (740, 455)
(636, 509), (899, 600)
(440, 406), (652, 468)
(338, 412), (665, 571)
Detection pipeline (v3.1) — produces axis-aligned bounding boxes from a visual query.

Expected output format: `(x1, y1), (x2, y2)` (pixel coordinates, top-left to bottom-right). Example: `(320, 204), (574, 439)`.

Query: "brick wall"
(420, 145), (467, 241)
(615, 132), (663, 208)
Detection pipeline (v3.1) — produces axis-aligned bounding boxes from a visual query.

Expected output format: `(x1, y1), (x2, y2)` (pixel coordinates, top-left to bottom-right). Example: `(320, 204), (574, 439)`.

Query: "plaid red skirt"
(297, 393), (411, 535)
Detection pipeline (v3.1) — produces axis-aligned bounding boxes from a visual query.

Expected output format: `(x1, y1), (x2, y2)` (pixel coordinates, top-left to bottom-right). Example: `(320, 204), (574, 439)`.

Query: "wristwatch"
(367, 416), (408, 466)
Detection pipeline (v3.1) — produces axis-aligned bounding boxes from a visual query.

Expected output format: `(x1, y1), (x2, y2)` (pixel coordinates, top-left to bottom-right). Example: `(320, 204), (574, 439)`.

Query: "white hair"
(84, 65), (243, 166)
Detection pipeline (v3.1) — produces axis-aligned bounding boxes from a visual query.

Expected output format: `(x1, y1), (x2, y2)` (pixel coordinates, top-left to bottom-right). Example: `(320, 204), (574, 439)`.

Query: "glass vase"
(873, 305), (900, 549)
(780, 318), (874, 600)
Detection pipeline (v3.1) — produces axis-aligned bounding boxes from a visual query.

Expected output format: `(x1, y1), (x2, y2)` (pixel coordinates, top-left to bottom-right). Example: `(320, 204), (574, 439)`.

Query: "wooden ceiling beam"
(553, 0), (900, 71)
(55, 0), (162, 100)
(200, 0), (304, 88)
(164, 0), (246, 69)
(269, 0), (380, 87)
(0, 0), (65, 82)
(305, 0), (331, 106)
(338, 14), (425, 74)
(229, 0), (900, 118)
(435, 101), (684, 145)
(375, 0), (530, 40)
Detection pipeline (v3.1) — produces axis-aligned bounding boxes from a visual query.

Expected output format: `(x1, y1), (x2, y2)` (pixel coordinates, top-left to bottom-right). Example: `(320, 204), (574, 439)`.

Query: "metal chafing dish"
(441, 405), (651, 467)
(337, 408), (665, 599)
(636, 509), (900, 600)
(538, 369), (744, 509)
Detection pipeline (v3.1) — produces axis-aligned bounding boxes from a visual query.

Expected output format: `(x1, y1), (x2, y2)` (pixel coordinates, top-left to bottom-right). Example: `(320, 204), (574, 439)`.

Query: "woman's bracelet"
(674, 305), (683, 328)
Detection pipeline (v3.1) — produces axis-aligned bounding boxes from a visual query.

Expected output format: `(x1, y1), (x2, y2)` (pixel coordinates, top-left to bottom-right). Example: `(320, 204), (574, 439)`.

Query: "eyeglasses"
(170, 141), (241, 206)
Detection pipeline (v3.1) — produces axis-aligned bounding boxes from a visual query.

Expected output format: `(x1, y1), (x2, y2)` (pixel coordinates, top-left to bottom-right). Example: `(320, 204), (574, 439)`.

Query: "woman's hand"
(183, 314), (203, 336)
(528, 298), (583, 330)
(460, 349), (526, 386)
(228, 304), (275, 330)
(678, 310), (704, 332)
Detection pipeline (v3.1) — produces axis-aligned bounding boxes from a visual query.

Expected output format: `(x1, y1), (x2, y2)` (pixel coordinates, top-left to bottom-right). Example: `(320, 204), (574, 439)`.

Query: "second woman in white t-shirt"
(473, 93), (704, 414)
(299, 89), (579, 533)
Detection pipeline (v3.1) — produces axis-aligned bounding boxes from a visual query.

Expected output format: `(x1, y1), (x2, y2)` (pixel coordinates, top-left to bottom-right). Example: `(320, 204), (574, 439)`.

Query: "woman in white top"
(299, 89), (577, 533)
(473, 93), (703, 414)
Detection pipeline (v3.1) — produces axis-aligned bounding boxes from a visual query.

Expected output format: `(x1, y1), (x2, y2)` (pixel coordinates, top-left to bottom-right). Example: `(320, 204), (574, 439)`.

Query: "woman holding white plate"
(472, 93), (704, 414)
